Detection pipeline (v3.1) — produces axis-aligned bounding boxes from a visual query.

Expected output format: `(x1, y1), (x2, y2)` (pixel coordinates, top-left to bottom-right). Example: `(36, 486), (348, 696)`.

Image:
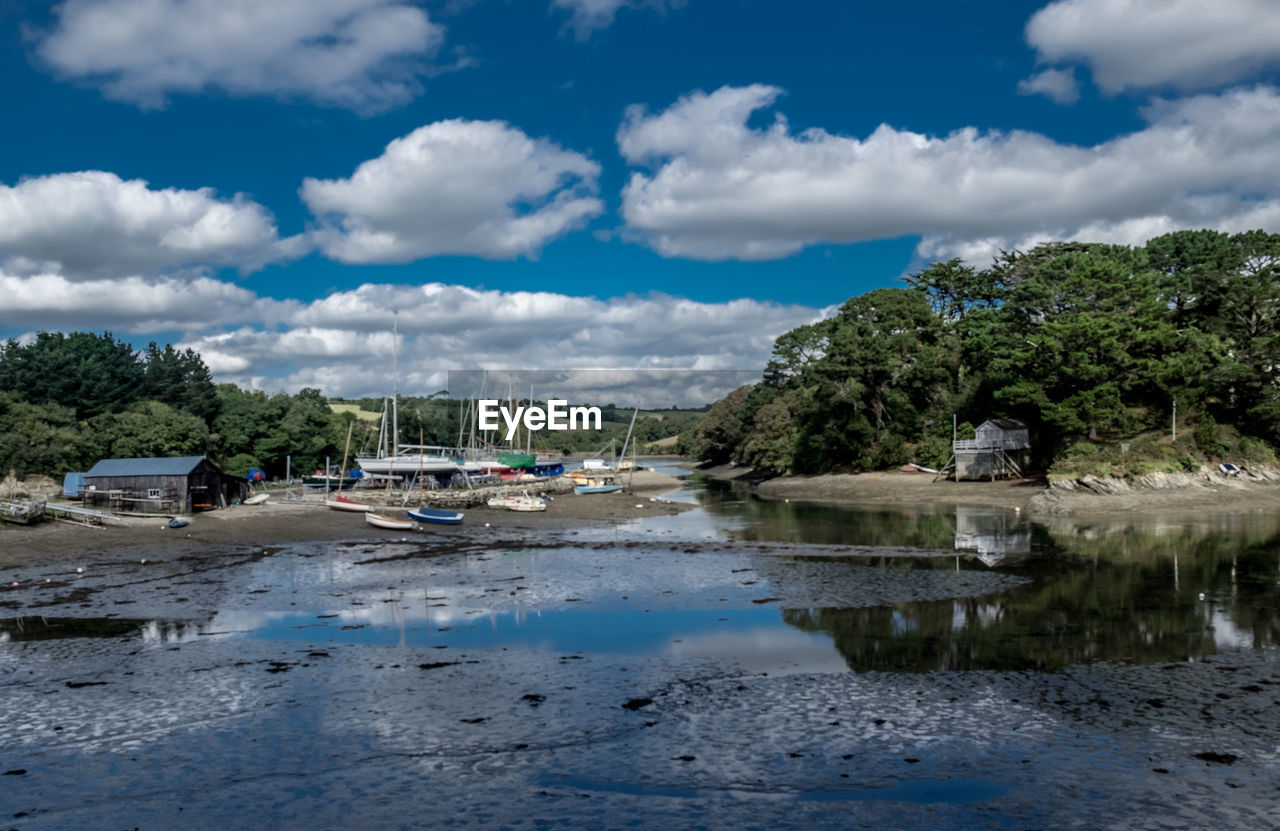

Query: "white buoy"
(484, 522), (491, 528)
(140, 559), (147, 565)
(75, 567), (83, 574)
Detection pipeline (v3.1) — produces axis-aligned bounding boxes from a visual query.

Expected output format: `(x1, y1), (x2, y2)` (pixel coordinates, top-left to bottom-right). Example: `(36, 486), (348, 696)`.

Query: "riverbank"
(698, 464), (1044, 510)
(0, 468), (690, 566)
(699, 462), (1280, 517)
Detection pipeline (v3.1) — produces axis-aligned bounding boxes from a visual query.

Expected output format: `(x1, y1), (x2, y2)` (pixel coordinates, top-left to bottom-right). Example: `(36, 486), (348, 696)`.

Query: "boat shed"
(82, 456), (248, 514)
(940, 419), (1031, 481)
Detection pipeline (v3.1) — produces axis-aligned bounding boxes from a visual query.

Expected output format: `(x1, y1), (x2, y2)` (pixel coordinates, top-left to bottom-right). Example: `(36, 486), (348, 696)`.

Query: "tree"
(0, 331), (143, 419)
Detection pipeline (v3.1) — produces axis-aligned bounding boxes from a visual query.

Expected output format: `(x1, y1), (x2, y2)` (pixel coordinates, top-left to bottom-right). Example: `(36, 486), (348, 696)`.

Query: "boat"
(365, 512), (415, 530)
(327, 495), (371, 512)
(407, 506), (464, 525)
(302, 467), (361, 490)
(167, 517), (189, 528)
(354, 449), (460, 477)
(497, 451), (536, 469)
(575, 483), (624, 494)
(1, 498), (46, 525)
(486, 493), (547, 512)
(242, 493), (270, 505)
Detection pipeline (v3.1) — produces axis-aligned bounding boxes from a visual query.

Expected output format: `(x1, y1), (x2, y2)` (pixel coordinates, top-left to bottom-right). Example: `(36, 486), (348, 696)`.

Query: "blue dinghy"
(407, 506), (464, 525)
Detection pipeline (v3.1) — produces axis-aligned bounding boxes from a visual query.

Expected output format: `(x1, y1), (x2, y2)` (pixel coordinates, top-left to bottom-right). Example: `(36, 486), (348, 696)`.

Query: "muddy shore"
(0, 468), (691, 566)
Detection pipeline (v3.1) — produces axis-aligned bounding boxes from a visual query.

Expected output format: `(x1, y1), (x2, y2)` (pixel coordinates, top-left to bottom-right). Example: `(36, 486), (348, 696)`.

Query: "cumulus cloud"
(301, 120), (603, 262)
(551, 0), (680, 39)
(0, 171), (304, 278)
(617, 83), (1280, 264)
(1026, 0), (1280, 94)
(0, 269), (294, 331)
(1017, 67), (1080, 104)
(177, 282), (825, 400)
(35, 0), (445, 111)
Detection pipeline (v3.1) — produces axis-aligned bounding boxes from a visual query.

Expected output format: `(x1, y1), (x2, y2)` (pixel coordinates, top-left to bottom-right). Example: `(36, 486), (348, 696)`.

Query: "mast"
(392, 310), (400, 456)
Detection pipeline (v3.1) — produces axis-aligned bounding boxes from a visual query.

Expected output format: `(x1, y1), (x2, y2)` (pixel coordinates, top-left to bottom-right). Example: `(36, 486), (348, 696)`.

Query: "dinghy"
(365, 512), (415, 530)
(407, 506), (464, 525)
(327, 495), (371, 512)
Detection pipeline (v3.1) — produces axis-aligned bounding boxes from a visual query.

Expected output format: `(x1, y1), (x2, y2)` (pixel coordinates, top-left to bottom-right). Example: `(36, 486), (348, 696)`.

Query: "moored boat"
(365, 512), (415, 530)
(574, 483), (624, 494)
(407, 506), (464, 525)
(327, 495), (371, 512)
(242, 493), (270, 505)
(0, 497), (45, 525)
(486, 493), (547, 512)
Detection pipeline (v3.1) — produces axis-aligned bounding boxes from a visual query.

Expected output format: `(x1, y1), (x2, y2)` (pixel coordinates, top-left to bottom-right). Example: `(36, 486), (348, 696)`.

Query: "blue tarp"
(62, 472), (85, 497)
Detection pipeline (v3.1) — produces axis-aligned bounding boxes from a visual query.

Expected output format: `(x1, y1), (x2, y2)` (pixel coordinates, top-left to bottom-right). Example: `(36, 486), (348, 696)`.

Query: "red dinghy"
(326, 495), (371, 512)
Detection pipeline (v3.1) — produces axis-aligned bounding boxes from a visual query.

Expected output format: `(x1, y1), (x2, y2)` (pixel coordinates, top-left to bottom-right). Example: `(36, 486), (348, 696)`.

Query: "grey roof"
(978, 418), (1027, 431)
(85, 456), (208, 478)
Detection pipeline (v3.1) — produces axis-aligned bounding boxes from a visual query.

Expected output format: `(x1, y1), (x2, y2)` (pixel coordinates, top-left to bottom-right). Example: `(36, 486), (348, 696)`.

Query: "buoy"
(484, 522), (491, 528)
(140, 559), (147, 565)
(1198, 592), (1206, 600)
(10, 581), (17, 587)
(75, 567), (83, 574)
(635, 504), (644, 508)
(784, 498), (790, 503)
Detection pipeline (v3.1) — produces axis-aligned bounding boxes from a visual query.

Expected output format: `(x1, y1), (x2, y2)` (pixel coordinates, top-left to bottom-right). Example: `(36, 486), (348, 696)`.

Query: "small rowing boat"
(243, 493), (270, 505)
(407, 506), (464, 525)
(327, 495), (371, 512)
(365, 512), (415, 530)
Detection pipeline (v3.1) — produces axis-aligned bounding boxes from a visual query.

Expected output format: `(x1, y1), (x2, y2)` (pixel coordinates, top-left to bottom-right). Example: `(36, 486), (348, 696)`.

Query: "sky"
(1, 0), (1279, 404)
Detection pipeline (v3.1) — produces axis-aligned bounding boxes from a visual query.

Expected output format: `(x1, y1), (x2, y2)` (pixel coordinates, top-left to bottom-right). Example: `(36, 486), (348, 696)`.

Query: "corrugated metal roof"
(85, 456), (207, 478)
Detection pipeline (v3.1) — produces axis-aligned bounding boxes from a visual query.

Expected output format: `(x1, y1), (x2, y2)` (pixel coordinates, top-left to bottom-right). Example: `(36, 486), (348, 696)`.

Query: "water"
(4, 473), (1280, 828)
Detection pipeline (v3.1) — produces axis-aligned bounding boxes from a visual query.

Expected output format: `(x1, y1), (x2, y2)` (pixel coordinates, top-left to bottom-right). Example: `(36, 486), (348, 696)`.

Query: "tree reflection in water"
(693, 476), (1280, 672)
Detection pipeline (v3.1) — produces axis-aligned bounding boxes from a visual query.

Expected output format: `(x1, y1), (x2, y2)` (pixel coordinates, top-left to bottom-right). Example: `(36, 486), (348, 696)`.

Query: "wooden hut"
(82, 456), (248, 514)
(938, 419), (1030, 481)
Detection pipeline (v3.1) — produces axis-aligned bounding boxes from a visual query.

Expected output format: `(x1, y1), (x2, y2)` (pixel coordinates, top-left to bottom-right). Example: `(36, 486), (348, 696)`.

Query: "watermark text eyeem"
(477, 399), (602, 441)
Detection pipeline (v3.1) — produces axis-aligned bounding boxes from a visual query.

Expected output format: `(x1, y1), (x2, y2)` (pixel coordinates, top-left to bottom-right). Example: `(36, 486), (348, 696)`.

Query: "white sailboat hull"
(355, 454), (460, 475)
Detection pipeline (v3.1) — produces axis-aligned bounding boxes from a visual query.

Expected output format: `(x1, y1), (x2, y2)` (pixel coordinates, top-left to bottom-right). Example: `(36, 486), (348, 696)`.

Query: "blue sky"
(1, 0), (1278, 400)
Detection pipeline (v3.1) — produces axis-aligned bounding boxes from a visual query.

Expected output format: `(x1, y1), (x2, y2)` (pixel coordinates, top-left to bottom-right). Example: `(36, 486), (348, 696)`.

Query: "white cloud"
(301, 120), (603, 263)
(617, 83), (1280, 264)
(0, 269), (294, 331)
(176, 281), (826, 401)
(1026, 0), (1280, 94)
(35, 0), (445, 112)
(1017, 67), (1080, 104)
(0, 171), (304, 278)
(551, 0), (680, 39)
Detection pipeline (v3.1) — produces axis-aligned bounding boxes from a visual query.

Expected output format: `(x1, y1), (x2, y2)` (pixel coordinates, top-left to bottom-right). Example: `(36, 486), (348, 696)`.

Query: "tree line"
(681, 230), (1280, 477)
(0, 332), (701, 481)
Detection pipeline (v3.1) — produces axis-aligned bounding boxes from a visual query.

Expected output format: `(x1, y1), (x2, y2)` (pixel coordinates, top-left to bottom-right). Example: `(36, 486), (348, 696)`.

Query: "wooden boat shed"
(937, 419), (1030, 481)
(82, 456), (249, 514)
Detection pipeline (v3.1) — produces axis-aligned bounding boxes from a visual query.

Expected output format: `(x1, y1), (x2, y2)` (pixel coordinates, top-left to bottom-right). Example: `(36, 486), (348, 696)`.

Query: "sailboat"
(353, 314), (460, 479)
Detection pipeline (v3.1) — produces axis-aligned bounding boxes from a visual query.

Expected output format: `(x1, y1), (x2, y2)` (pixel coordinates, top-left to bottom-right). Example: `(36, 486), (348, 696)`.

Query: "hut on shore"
(82, 456), (248, 514)
(937, 419), (1030, 481)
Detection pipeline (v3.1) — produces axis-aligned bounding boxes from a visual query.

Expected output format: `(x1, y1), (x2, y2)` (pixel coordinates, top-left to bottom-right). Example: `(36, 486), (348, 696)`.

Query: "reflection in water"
(682, 475), (1280, 672)
(7, 476), (1280, 679)
(952, 505), (1031, 566)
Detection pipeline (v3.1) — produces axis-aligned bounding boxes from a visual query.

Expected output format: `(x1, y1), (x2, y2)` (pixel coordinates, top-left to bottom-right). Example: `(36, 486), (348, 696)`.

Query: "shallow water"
(2, 473), (1279, 829)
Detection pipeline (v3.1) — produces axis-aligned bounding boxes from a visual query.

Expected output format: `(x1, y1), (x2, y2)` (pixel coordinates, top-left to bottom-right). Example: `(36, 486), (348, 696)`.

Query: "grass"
(329, 403), (382, 421)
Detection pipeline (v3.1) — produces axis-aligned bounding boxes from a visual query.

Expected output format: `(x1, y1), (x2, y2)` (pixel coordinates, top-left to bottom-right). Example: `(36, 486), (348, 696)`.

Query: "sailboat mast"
(392, 310), (400, 456)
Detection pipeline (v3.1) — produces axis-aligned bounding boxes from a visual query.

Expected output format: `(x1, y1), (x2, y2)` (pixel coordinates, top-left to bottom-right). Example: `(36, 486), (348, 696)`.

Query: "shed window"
(147, 488), (162, 499)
